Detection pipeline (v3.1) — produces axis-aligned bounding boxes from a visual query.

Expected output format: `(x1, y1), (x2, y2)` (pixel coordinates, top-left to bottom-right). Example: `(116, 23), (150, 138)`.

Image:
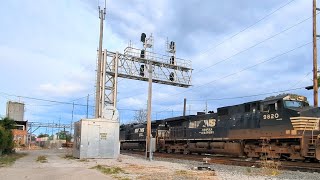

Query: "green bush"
(0, 117), (16, 155)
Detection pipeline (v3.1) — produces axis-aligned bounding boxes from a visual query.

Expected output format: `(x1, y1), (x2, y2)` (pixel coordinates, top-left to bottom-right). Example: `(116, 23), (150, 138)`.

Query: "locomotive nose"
(299, 107), (320, 117)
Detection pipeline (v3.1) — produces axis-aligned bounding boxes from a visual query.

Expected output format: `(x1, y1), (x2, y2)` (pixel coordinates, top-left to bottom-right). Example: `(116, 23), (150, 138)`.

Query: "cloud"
(0, 0), (317, 128)
(38, 82), (86, 97)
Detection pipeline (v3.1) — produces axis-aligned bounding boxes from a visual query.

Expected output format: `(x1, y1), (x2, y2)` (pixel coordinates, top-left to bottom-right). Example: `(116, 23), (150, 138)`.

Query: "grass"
(175, 170), (188, 175)
(36, 155), (48, 163)
(174, 169), (216, 179)
(260, 160), (281, 176)
(0, 153), (27, 167)
(91, 165), (125, 175)
(112, 175), (131, 180)
(63, 154), (76, 160)
(78, 159), (89, 162)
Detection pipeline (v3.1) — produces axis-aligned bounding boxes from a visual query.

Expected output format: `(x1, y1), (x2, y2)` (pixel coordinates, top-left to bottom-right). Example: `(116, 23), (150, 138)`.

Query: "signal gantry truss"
(102, 45), (192, 108)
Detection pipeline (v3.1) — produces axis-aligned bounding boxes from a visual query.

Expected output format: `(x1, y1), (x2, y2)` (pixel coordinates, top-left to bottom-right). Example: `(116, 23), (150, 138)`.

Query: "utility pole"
(71, 102), (74, 135)
(58, 116), (61, 140)
(313, 0), (319, 107)
(95, 1), (106, 118)
(86, 94), (89, 118)
(205, 100), (208, 114)
(183, 98), (187, 116)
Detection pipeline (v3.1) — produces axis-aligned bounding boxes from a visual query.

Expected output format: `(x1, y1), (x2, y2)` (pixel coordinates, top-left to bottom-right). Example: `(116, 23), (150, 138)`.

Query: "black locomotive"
(120, 94), (320, 161)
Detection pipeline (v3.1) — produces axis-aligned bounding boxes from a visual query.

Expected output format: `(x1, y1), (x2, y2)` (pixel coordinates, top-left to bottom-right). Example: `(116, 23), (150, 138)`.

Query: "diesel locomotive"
(120, 94), (320, 161)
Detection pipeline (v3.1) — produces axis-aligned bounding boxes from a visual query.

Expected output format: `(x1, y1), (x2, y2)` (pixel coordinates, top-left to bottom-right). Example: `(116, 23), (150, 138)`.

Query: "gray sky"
(0, 0), (316, 132)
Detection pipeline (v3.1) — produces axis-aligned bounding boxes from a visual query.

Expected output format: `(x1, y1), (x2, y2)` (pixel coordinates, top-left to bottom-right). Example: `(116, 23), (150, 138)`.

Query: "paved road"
(0, 149), (112, 180)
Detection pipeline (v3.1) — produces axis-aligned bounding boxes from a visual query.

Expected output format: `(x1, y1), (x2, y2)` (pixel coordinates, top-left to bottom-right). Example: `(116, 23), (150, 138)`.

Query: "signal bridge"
(102, 43), (192, 108)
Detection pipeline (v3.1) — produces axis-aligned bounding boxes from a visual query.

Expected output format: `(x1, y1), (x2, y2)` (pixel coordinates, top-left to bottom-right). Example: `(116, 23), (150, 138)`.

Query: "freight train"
(120, 94), (320, 161)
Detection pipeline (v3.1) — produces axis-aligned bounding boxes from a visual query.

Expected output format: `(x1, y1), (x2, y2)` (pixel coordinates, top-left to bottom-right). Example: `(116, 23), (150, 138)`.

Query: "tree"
(37, 133), (49, 138)
(0, 117), (15, 154)
(0, 117), (16, 130)
(56, 131), (72, 142)
(133, 109), (147, 123)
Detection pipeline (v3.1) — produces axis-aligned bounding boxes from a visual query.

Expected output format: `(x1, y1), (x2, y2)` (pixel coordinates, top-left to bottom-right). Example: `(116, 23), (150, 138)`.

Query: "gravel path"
(0, 149), (112, 180)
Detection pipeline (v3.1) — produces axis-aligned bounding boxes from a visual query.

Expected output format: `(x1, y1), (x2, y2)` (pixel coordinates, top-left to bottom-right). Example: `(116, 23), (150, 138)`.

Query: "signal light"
(170, 41), (175, 51)
(169, 72), (174, 81)
(140, 50), (145, 58)
(170, 56), (175, 65)
(140, 65), (145, 76)
(141, 33), (146, 43)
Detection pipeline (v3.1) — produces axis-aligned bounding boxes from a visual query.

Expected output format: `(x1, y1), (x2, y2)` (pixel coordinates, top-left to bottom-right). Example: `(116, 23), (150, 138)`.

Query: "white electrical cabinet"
(73, 118), (120, 159)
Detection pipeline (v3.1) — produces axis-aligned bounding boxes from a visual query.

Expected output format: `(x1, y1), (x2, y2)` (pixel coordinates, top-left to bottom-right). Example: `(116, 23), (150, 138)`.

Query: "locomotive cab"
(259, 94), (319, 131)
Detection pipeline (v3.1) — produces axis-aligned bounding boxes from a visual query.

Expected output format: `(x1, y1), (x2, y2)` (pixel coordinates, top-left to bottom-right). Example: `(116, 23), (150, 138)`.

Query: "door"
(87, 125), (100, 158)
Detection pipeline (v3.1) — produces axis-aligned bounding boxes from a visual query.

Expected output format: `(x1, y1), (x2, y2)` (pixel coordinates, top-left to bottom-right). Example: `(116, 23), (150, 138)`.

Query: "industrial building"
(6, 101), (28, 147)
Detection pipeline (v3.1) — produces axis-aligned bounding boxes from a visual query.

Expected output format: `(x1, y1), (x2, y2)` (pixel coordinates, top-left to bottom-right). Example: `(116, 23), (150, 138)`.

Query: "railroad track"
(121, 150), (320, 173)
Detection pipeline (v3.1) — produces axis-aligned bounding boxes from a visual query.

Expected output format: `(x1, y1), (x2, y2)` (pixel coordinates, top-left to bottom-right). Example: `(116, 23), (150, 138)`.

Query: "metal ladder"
(305, 121), (319, 157)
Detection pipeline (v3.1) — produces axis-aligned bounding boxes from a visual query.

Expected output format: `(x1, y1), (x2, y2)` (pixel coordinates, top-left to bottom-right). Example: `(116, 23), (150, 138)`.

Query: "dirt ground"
(0, 149), (217, 180)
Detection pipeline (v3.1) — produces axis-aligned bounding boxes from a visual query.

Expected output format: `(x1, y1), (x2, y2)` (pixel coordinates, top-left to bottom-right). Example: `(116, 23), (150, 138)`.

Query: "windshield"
(284, 100), (304, 108)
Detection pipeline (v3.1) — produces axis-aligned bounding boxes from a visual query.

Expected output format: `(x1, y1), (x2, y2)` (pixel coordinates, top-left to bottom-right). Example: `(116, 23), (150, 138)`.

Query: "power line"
(19, 92), (97, 107)
(195, 0), (296, 59)
(0, 91), (93, 107)
(194, 41), (312, 90)
(188, 86), (306, 102)
(0, 91), (187, 115)
(194, 12), (315, 74)
(157, 40), (312, 102)
(117, 6), (312, 101)
(288, 71), (313, 89)
(69, 92), (96, 102)
(154, 41), (312, 112)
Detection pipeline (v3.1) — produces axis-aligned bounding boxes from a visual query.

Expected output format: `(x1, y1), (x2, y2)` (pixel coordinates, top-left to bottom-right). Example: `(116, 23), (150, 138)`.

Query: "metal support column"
(146, 62), (153, 160)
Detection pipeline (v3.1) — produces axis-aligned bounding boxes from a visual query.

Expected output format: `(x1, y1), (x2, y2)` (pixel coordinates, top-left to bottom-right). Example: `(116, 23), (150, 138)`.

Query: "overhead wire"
(0, 91), (93, 107)
(157, 40), (313, 101)
(188, 86), (306, 102)
(288, 71), (313, 89)
(155, 40), (313, 112)
(195, 0), (296, 60)
(194, 12), (315, 74)
(119, 4), (312, 103)
(115, 0), (297, 101)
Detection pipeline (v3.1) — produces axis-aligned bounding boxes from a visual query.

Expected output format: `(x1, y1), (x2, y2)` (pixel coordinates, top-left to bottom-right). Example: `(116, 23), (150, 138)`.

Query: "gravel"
(138, 154), (320, 180)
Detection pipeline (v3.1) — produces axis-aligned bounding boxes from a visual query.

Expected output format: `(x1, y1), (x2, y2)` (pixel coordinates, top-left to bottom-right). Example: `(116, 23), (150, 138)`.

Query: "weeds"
(112, 175), (131, 180)
(174, 169), (216, 179)
(36, 155), (48, 163)
(91, 165), (125, 175)
(78, 159), (89, 162)
(175, 170), (188, 175)
(246, 167), (252, 174)
(0, 153), (27, 167)
(260, 160), (281, 176)
(63, 154), (76, 160)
